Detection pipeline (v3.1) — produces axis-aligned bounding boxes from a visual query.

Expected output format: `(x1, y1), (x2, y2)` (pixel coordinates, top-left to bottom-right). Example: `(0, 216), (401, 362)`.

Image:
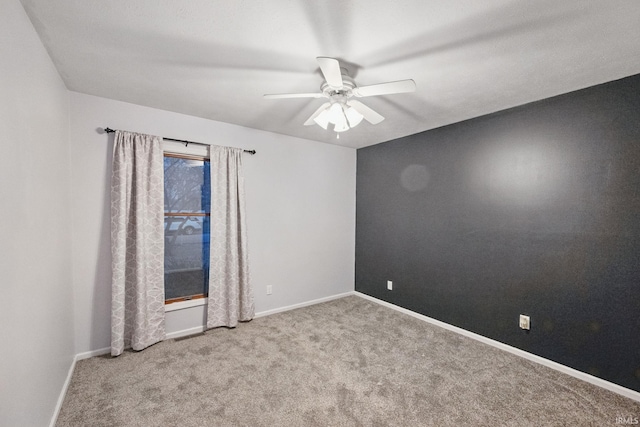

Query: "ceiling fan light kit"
(264, 57), (416, 138)
(345, 105), (364, 128)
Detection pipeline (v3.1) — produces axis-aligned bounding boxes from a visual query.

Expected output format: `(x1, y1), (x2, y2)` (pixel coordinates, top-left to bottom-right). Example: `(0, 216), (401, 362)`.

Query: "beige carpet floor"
(56, 295), (640, 426)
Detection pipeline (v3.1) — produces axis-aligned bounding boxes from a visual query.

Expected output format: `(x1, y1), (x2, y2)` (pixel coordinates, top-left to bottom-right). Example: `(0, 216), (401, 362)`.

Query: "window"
(163, 150), (210, 305)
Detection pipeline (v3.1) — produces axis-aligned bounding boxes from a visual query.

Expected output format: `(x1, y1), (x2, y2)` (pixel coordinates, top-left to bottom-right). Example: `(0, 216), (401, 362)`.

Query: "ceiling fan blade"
(353, 79), (416, 97)
(317, 57), (344, 89)
(304, 102), (331, 126)
(348, 100), (385, 125)
(264, 92), (325, 99)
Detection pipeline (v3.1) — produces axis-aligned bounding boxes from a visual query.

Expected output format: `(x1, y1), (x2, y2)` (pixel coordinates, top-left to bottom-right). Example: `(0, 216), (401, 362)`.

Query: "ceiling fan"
(264, 57), (416, 136)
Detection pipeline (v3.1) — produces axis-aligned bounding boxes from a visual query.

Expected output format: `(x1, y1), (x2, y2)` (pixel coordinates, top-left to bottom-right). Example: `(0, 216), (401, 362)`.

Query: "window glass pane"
(164, 157), (210, 213)
(164, 216), (210, 300)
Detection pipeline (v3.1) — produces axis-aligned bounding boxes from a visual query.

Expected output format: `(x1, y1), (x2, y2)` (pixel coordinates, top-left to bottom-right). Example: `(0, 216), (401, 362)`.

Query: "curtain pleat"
(111, 130), (166, 356)
(207, 146), (254, 328)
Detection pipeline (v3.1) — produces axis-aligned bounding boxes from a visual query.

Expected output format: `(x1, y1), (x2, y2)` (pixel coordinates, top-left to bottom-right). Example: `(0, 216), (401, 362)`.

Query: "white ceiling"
(20, 0), (640, 149)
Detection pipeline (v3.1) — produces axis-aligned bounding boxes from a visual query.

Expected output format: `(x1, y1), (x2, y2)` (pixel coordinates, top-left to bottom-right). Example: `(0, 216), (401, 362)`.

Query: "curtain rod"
(103, 128), (256, 155)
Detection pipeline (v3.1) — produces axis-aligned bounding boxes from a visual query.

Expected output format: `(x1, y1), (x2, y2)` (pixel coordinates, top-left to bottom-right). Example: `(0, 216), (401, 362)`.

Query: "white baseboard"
(164, 292), (356, 338)
(254, 291), (355, 319)
(75, 347), (111, 361)
(49, 355), (76, 427)
(50, 347), (112, 426)
(72, 292), (356, 358)
(355, 291), (640, 403)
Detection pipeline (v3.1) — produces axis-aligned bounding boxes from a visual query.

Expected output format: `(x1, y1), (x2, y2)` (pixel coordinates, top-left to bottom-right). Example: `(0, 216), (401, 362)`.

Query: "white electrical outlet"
(519, 314), (530, 330)
(387, 280), (393, 291)
(266, 285), (272, 295)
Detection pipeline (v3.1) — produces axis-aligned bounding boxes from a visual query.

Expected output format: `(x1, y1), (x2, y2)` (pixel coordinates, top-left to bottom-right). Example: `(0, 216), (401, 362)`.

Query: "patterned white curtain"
(207, 146), (254, 328)
(111, 130), (166, 356)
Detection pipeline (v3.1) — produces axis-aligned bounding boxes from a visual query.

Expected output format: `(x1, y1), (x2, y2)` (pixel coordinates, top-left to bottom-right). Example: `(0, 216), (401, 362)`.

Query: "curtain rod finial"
(104, 127), (115, 133)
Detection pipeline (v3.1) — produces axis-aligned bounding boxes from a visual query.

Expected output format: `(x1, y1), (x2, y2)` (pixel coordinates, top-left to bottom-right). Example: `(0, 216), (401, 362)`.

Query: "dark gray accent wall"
(356, 74), (640, 392)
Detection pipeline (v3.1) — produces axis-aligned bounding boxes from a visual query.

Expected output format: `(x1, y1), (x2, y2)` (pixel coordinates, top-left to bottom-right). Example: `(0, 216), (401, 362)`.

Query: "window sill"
(165, 298), (208, 312)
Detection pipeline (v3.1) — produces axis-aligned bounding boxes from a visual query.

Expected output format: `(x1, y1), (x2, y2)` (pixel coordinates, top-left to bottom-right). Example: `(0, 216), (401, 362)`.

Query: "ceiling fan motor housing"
(321, 75), (356, 103)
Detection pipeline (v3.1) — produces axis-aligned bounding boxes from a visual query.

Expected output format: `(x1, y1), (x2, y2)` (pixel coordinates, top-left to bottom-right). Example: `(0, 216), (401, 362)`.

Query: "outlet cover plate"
(519, 314), (530, 330)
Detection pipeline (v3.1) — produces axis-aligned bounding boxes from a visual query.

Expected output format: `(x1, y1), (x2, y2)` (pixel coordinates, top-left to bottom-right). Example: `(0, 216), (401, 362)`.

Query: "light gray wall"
(0, 1), (74, 426)
(69, 92), (357, 354)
